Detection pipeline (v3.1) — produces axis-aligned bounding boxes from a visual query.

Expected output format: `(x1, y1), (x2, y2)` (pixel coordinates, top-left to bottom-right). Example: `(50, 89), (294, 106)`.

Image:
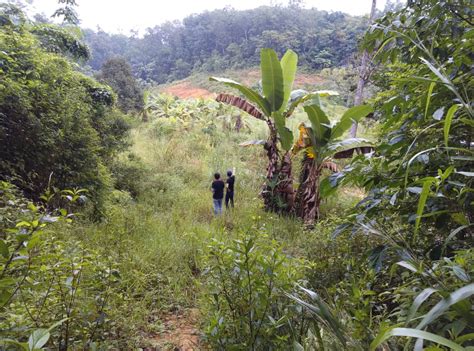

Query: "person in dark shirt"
(211, 172), (225, 215)
(225, 169), (235, 209)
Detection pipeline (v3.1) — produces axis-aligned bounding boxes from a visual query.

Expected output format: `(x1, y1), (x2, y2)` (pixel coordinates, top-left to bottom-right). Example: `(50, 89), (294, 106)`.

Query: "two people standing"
(211, 170), (235, 215)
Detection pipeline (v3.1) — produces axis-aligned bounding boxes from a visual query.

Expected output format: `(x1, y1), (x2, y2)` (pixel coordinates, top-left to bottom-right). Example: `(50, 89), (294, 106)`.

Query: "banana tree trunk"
(295, 155), (321, 225)
(262, 120), (294, 213)
(276, 151), (295, 213)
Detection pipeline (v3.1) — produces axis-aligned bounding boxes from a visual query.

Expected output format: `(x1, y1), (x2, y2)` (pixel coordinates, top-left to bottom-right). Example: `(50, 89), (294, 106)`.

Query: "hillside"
(83, 5), (368, 83)
(157, 68), (328, 99)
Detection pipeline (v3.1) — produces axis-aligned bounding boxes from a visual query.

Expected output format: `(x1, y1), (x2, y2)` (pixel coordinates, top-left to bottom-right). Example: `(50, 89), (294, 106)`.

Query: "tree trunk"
(262, 120), (294, 213)
(262, 121), (280, 211)
(295, 155), (321, 226)
(275, 152), (295, 213)
(350, 0), (377, 138)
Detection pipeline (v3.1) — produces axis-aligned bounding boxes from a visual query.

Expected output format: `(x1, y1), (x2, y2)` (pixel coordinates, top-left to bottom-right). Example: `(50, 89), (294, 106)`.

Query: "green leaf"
(420, 57), (455, 90)
(28, 329), (50, 350)
(293, 341), (304, 351)
(444, 104), (460, 147)
(320, 177), (338, 197)
(444, 225), (472, 249)
(417, 283), (474, 330)
(287, 287), (347, 346)
(209, 77), (271, 116)
(372, 36), (396, 60)
(424, 82), (436, 119)
(274, 113), (293, 151)
(279, 49), (298, 113)
(0, 240), (8, 259)
(370, 327), (465, 351)
(414, 179), (432, 238)
(397, 260), (420, 274)
(303, 104), (330, 145)
(407, 288), (438, 322)
(285, 90), (338, 117)
(324, 138), (373, 159)
(260, 48), (284, 112)
(331, 105), (374, 140)
(455, 333), (474, 345)
(0, 339), (28, 350)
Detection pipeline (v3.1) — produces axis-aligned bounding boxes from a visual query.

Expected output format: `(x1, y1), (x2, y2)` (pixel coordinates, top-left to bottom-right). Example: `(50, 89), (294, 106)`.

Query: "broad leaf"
(209, 77), (271, 116)
(324, 138), (373, 159)
(331, 104), (373, 140)
(274, 112), (293, 151)
(260, 48), (284, 112)
(303, 104), (331, 145)
(279, 49), (298, 113)
(285, 90), (339, 117)
(417, 283), (474, 330)
(407, 288), (438, 322)
(370, 327), (464, 351)
(28, 329), (50, 350)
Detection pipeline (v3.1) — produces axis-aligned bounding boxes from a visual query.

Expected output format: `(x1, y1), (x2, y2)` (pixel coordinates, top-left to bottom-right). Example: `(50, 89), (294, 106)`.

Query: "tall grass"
(52, 98), (365, 348)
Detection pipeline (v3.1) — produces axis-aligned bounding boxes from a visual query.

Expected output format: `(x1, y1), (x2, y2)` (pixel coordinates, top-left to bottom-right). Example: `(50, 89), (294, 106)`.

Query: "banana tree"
(210, 48), (299, 212)
(292, 104), (374, 225)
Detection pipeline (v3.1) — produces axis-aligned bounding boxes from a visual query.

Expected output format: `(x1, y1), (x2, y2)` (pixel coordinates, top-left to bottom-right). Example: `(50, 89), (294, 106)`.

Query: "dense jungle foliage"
(0, 0), (472, 350)
(82, 5), (373, 83)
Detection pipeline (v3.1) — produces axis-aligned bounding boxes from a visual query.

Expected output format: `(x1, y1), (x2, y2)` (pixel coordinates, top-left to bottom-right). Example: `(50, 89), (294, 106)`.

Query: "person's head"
(227, 170), (233, 177)
(214, 172), (221, 180)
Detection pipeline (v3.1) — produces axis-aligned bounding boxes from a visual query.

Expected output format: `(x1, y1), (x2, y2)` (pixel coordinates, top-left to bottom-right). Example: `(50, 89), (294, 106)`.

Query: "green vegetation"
(96, 57), (144, 114)
(1, 1), (472, 350)
(0, 12), (129, 215)
(83, 4), (371, 83)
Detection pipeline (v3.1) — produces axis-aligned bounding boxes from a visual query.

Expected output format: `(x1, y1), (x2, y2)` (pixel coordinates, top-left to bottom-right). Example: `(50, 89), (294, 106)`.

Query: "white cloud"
(28, 0), (389, 34)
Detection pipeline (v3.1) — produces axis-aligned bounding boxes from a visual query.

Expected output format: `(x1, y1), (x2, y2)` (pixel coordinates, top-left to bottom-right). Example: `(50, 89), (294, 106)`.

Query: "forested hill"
(83, 5), (368, 83)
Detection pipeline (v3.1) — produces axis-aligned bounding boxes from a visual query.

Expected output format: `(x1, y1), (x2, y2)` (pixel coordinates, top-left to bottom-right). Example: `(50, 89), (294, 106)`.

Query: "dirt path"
(146, 308), (201, 350)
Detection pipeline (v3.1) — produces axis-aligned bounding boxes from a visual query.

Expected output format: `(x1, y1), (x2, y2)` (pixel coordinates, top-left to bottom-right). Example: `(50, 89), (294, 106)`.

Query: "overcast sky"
(27, 0), (389, 34)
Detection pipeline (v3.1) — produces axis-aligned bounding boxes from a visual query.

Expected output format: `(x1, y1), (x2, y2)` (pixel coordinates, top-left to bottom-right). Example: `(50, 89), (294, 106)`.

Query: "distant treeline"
(83, 5), (369, 83)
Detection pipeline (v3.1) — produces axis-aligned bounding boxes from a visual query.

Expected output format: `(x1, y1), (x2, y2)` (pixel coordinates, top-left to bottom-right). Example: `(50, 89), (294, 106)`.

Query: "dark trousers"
(225, 191), (234, 209)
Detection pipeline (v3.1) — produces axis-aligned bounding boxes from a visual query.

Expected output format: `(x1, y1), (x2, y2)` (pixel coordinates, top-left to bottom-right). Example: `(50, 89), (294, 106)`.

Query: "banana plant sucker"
(293, 103), (374, 225)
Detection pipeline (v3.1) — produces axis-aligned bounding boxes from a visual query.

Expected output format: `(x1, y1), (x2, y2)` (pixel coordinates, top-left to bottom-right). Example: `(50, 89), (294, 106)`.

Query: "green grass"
(58, 98), (369, 347)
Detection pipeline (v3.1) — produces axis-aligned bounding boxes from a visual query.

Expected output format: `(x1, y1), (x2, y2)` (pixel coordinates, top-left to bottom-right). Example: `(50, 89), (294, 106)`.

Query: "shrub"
(109, 153), (147, 198)
(0, 14), (130, 214)
(0, 182), (122, 350)
(203, 233), (309, 349)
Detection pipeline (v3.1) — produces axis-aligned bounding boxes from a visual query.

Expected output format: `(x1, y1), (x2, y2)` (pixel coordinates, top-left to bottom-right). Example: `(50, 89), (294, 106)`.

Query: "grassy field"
(57, 95), (370, 348)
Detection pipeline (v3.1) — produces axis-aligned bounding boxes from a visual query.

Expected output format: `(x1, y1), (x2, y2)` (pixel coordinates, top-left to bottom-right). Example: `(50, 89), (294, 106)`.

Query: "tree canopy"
(83, 5), (369, 83)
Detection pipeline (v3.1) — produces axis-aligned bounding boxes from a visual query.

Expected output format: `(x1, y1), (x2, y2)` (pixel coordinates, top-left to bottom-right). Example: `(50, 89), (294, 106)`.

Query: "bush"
(0, 14), (130, 214)
(110, 153), (147, 198)
(203, 233), (309, 349)
(0, 182), (122, 350)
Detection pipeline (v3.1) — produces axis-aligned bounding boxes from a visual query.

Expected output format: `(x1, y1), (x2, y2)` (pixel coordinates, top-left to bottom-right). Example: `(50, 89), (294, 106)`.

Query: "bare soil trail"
(159, 69), (327, 99)
(146, 309), (202, 350)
